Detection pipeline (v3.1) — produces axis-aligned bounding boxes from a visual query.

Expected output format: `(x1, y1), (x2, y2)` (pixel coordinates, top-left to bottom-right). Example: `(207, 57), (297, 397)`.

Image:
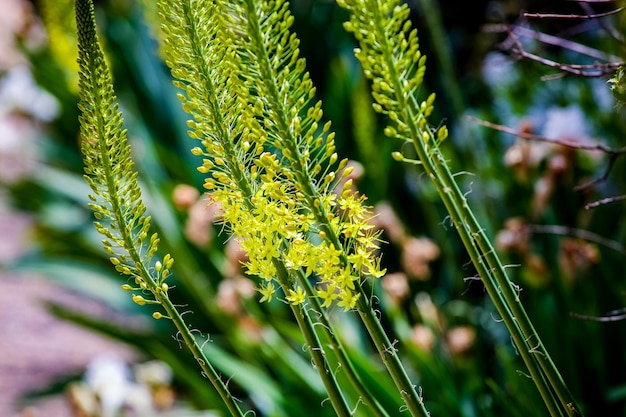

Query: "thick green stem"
(298, 271), (391, 417)
(274, 263), (353, 417)
(342, 0), (579, 412)
(156, 290), (246, 417)
(421, 147), (565, 417)
(355, 289), (429, 417)
(289, 301), (353, 417)
(432, 153), (581, 416)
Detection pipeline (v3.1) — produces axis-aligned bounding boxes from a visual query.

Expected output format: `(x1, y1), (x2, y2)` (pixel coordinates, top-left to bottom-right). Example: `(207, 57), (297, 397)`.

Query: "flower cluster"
(206, 160), (386, 310)
(338, 0), (447, 154)
(159, 0), (386, 310)
(77, 0), (171, 318)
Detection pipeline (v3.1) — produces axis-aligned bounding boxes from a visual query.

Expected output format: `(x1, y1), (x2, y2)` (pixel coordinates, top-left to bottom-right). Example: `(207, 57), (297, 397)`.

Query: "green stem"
(78, 0), (248, 413)
(355, 288), (429, 417)
(274, 263), (353, 417)
(298, 271), (391, 417)
(423, 148), (565, 417)
(235, 4), (410, 412)
(180, 0), (350, 405)
(345, 0), (578, 412)
(291, 164), (428, 415)
(217, 0), (426, 414)
(156, 290), (246, 417)
(433, 155), (581, 416)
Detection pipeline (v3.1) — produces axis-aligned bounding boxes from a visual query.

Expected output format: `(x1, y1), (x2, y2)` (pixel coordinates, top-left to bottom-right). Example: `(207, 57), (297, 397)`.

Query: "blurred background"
(2, 0), (626, 416)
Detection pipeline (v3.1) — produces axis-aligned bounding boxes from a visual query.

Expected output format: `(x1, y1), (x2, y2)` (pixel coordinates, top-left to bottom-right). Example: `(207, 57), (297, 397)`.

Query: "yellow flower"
(259, 282), (276, 303)
(337, 289), (360, 312)
(286, 286), (306, 305)
(316, 282), (339, 308)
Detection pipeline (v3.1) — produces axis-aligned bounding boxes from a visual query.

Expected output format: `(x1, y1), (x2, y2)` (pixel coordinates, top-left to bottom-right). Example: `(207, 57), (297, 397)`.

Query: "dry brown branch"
(584, 194), (626, 209)
(484, 24), (621, 62)
(570, 310), (626, 322)
(467, 116), (626, 194)
(524, 7), (624, 19)
(529, 224), (625, 254)
(505, 27), (623, 77)
(467, 116), (626, 155)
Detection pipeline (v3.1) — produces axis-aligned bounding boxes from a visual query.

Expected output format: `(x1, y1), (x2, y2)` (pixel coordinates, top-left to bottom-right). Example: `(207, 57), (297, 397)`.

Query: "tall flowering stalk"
(157, 0), (357, 415)
(158, 0), (428, 415)
(337, 0), (582, 415)
(75, 0), (245, 416)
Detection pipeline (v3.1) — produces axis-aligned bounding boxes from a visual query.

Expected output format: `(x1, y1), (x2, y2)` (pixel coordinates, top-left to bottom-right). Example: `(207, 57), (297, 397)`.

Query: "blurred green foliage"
(5, 0), (626, 415)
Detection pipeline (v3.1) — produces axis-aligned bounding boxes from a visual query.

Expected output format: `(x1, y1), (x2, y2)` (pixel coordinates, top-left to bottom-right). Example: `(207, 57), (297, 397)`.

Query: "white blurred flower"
(84, 355), (154, 417)
(542, 105), (589, 143)
(0, 113), (38, 183)
(84, 356), (131, 417)
(0, 66), (59, 121)
(482, 51), (518, 88)
(134, 360), (173, 387)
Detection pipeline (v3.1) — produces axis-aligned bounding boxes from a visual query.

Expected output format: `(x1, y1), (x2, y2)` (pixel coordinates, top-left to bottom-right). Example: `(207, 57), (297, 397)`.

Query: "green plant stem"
(344, 0), (579, 412)
(294, 180), (428, 416)
(388, 39), (570, 417)
(170, 0), (351, 405)
(87, 74), (247, 417)
(431, 151), (581, 416)
(274, 262), (353, 417)
(355, 289), (430, 417)
(155, 290), (246, 417)
(288, 159), (427, 415)
(233, 5), (418, 413)
(394, 68), (578, 417)
(298, 271), (391, 417)
(423, 148), (565, 417)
